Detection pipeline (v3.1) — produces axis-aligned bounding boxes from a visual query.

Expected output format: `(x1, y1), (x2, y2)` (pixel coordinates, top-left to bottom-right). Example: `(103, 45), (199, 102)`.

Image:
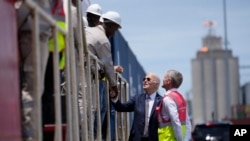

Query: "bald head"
(143, 73), (160, 94)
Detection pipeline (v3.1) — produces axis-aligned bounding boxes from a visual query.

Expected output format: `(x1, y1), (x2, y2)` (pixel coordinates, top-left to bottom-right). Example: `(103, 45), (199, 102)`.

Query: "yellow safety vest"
(49, 0), (66, 70)
(158, 125), (186, 141)
(48, 21), (66, 70)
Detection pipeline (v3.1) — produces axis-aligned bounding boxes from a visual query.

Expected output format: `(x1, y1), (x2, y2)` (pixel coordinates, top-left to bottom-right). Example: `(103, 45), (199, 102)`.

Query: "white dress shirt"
(161, 88), (191, 141)
(146, 92), (156, 122)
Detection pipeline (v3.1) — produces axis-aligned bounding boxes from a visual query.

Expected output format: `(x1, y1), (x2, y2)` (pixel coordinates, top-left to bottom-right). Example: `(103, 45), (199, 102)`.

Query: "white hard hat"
(86, 4), (102, 16)
(102, 11), (122, 28)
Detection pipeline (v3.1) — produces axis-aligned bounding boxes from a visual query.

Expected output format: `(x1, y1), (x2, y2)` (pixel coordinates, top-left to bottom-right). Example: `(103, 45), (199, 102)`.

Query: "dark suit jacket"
(112, 93), (162, 141)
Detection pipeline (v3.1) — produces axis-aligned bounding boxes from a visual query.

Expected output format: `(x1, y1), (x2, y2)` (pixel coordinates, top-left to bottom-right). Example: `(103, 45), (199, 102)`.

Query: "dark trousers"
(141, 136), (149, 141)
(42, 53), (66, 125)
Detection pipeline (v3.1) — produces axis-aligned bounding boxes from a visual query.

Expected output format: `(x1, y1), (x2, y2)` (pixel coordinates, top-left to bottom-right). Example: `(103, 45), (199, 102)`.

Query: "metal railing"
(21, 0), (130, 141)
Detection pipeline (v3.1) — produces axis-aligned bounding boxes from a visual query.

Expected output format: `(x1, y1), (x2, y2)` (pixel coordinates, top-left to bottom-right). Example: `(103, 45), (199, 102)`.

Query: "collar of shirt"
(164, 88), (178, 96)
(97, 25), (105, 32)
(147, 92), (157, 101)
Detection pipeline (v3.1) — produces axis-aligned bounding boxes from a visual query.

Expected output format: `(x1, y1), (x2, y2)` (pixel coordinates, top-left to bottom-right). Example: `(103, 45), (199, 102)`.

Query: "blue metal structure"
(111, 31), (146, 97)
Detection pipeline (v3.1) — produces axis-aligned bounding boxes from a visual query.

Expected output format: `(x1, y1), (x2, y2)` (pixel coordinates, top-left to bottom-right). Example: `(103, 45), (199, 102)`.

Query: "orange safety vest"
(156, 91), (187, 141)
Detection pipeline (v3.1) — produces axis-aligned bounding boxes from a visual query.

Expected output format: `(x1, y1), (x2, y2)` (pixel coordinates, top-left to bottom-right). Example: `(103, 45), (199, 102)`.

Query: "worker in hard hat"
(84, 11), (123, 140)
(85, 3), (102, 27)
(98, 11), (124, 140)
(79, 3), (102, 28)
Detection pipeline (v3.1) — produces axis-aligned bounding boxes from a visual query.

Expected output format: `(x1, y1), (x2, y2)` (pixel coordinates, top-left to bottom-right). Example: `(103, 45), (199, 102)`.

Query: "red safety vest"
(156, 91), (187, 127)
(51, 0), (65, 21)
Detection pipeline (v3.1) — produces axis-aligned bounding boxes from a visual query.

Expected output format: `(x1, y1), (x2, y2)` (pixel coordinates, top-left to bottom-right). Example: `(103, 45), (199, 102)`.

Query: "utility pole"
(223, 0), (231, 119)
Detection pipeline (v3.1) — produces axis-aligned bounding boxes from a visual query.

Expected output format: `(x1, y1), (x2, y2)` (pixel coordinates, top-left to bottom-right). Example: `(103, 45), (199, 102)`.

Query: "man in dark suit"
(110, 73), (162, 141)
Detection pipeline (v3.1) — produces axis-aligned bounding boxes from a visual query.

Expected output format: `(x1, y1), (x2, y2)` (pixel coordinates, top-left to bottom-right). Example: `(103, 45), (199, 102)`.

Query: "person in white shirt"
(158, 69), (191, 141)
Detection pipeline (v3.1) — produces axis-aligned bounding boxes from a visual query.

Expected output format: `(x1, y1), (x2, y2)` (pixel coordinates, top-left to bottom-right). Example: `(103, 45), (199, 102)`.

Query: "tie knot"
(146, 96), (150, 100)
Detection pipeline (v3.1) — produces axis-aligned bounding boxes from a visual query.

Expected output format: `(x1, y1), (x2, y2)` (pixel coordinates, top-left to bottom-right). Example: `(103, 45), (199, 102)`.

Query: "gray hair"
(167, 70), (183, 88)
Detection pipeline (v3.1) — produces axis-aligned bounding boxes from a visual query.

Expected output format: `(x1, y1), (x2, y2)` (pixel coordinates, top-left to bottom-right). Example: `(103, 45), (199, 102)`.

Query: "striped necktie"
(143, 96), (150, 136)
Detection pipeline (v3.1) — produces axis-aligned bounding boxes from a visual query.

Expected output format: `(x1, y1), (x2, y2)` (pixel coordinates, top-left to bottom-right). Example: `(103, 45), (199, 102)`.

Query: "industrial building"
(191, 29), (240, 125)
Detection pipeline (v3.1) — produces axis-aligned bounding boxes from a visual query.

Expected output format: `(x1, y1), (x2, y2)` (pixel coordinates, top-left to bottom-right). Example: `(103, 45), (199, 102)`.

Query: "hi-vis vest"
(49, 0), (66, 70)
(156, 91), (187, 141)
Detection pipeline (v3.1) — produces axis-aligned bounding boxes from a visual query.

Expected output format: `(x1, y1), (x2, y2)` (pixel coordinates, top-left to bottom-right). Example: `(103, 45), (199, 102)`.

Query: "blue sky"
(88, 0), (250, 97)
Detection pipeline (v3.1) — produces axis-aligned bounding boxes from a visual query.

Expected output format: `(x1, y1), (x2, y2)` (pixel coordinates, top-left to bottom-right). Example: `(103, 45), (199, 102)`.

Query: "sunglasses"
(143, 77), (151, 81)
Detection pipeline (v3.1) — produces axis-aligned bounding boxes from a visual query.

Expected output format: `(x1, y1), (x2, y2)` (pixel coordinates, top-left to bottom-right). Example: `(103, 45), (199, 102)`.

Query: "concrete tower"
(191, 23), (240, 125)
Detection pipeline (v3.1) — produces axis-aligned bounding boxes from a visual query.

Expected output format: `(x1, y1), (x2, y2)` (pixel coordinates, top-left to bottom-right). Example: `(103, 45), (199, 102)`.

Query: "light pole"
(223, 0), (231, 119)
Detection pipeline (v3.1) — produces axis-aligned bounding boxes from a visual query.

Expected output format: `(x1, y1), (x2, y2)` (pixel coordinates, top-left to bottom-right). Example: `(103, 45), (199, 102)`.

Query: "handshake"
(109, 85), (119, 100)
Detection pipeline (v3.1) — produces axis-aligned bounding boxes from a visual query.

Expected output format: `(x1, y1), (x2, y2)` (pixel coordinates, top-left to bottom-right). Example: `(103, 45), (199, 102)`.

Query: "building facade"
(191, 34), (240, 125)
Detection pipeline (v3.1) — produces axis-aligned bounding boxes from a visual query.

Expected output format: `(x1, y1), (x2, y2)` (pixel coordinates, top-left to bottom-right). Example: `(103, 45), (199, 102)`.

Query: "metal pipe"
(68, 0), (80, 139)
(105, 81), (111, 141)
(25, 0), (66, 34)
(31, 7), (42, 141)
(223, 0), (231, 119)
(125, 83), (130, 140)
(86, 53), (94, 141)
(74, 0), (89, 140)
(65, 0), (73, 140)
(94, 59), (102, 141)
(52, 26), (62, 141)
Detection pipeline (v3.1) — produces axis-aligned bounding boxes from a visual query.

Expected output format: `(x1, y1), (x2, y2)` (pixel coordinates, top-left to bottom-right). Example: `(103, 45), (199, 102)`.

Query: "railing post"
(52, 25), (62, 141)
(32, 6), (43, 141)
